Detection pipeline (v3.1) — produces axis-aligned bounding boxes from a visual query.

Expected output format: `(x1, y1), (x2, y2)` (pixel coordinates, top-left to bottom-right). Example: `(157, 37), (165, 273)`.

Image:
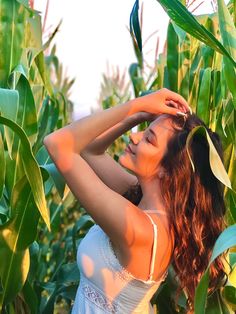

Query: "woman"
(43, 88), (227, 313)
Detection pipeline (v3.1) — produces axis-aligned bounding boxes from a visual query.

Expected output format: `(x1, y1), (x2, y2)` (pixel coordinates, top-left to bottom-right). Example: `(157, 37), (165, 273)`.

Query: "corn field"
(0, 0), (236, 313)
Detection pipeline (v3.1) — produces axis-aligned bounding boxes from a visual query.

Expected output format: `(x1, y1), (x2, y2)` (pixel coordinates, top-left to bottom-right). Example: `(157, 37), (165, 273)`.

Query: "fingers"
(164, 106), (185, 116)
(166, 100), (188, 114)
(164, 89), (192, 113)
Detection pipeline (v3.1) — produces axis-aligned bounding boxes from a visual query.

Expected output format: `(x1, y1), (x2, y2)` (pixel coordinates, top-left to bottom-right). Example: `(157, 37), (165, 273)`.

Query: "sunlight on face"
(119, 115), (175, 179)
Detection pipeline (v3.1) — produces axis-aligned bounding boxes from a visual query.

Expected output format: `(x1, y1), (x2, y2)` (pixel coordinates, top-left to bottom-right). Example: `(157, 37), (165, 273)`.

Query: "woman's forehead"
(149, 115), (175, 132)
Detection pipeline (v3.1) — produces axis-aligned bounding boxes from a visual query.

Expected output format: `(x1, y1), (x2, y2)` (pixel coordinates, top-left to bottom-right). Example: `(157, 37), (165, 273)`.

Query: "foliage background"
(0, 0), (235, 313)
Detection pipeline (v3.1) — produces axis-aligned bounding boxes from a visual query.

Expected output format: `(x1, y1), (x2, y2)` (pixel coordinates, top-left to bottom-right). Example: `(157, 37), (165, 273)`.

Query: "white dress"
(72, 210), (168, 313)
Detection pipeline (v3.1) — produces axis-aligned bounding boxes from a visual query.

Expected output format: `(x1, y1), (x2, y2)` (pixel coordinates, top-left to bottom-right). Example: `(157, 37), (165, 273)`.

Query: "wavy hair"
(123, 113), (228, 313)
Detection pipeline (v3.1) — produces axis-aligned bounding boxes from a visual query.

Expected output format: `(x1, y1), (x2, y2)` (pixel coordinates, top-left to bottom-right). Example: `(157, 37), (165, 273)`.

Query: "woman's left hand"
(134, 88), (191, 116)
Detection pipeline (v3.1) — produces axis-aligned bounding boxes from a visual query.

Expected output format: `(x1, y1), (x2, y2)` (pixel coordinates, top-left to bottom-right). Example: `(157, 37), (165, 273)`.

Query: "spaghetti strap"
(144, 212), (158, 281)
(145, 209), (168, 215)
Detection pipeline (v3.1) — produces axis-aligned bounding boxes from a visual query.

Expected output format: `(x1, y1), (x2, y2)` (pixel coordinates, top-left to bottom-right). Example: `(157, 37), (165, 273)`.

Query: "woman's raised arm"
(80, 112), (156, 195)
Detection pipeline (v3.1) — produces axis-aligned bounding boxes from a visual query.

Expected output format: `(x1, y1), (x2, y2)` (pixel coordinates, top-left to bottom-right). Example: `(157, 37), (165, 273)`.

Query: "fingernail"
(177, 111), (187, 117)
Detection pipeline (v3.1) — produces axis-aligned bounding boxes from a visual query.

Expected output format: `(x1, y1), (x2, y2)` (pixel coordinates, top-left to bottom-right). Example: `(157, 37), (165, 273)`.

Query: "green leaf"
(186, 126), (232, 189)
(129, 0), (143, 68)
(15, 75), (38, 145)
(21, 280), (38, 314)
(0, 116), (50, 230)
(156, 0), (236, 67)
(197, 68), (212, 125)
(0, 176), (40, 307)
(129, 63), (146, 97)
(0, 0), (27, 87)
(166, 22), (179, 92)
(0, 248), (29, 307)
(35, 51), (53, 96)
(0, 132), (5, 200)
(205, 290), (233, 314)
(222, 286), (236, 305)
(43, 163), (65, 198)
(0, 88), (19, 158)
(195, 224), (236, 314)
(217, 0), (236, 109)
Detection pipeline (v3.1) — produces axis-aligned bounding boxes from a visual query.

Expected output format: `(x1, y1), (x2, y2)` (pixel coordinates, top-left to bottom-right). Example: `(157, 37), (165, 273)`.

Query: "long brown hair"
(123, 113), (228, 312)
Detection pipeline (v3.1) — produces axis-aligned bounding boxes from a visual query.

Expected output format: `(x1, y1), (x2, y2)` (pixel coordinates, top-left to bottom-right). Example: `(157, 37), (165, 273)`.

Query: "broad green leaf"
(130, 0), (143, 68)
(21, 280), (38, 314)
(217, 0), (236, 61)
(156, 0), (236, 67)
(0, 247), (29, 307)
(56, 262), (80, 284)
(0, 175), (39, 306)
(222, 99), (234, 137)
(0, 88), (19, 158)
(0, 132), (5, 200)
(167, 22), (179, 92)
(217, 0), (236, 109)
(43, 163), (65, 198)
(205, 290), (233, 314)
(195, 224), (236, 314)
(129, 63), (146, 97)
(15, 75), (38, 144)
(229, 267), (236, 288)
(222, 286), (236, 307)
(186, 126), (232, 189)
(0, 0), (27, 87)
(33, 97), (50, 154)
(35, 51), (53, 96)
(197, 68), (211, 125)
(6, 74), (39, 203)
(0, 116), (50, 230)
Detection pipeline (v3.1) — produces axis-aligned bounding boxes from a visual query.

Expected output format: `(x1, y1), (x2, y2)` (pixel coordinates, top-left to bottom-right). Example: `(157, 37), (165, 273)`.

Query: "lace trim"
(99, 227), (168, 287)
(82, 283), (118, 313)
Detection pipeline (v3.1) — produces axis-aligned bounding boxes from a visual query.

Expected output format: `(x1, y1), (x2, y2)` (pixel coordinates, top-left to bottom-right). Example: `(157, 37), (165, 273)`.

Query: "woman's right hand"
(134, 88), (191, 116)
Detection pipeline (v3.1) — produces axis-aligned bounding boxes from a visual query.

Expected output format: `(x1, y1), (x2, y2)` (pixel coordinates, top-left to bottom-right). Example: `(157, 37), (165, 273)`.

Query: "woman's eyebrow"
(147, 128), (158, 145)
(149, 128), (157, 140)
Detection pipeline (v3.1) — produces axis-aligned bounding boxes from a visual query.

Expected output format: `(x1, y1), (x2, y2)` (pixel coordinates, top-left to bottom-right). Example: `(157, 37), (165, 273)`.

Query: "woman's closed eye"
(145, 136), (154, 145)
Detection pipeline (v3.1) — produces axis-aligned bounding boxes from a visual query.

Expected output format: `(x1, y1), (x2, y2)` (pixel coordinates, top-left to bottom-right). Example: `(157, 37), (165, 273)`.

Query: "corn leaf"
(0, 247), (29, 308)
(0, 132), (5, 200)
(0, 0), (26, 87)
(197, 68), (211, 125)
(0, 88), (19, 159)
(186, 126), (232, 189)
(130, 0), (143, 68)
(156, 0), (236, 67)
(0, 116), (50, 230)
(0, 174), (40, 306)
(195, 224), (236, 314)
(217, 0), (236, 109)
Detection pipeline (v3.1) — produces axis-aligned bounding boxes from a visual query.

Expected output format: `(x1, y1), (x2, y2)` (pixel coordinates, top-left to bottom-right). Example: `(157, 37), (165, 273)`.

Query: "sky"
(34, 0), (216, 118)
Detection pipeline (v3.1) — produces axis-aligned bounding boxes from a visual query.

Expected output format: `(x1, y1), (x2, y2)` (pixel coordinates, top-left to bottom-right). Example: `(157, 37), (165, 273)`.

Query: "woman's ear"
(157, 169), (166, 179)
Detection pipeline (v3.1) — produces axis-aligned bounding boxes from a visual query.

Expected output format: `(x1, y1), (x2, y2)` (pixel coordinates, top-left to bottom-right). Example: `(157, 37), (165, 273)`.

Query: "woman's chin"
(118, 154), (129, 169)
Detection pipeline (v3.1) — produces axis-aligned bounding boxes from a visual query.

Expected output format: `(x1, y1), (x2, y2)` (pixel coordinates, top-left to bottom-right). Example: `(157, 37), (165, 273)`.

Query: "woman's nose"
(129, 132), (143, 145)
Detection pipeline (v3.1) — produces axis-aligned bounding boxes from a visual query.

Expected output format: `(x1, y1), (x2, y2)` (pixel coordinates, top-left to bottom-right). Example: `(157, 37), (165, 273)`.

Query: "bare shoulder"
(112, 211), (175, 282)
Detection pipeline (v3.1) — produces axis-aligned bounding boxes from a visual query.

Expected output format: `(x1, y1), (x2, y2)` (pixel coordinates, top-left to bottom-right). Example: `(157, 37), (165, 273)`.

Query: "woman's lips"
(125, 145), (134, 154)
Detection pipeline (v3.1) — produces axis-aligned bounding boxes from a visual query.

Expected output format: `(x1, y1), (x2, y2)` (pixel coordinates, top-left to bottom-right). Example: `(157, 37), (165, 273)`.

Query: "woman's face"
(119, 115), (175, 179)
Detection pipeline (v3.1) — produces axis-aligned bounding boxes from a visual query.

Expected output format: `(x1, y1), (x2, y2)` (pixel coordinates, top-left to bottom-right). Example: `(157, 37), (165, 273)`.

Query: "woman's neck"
(137, 176), (167, 214)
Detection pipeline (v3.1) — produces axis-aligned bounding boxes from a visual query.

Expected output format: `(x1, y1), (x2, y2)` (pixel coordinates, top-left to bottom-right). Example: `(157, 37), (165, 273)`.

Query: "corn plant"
(0, 1), (82, 313)
(129, 0), (236, 312)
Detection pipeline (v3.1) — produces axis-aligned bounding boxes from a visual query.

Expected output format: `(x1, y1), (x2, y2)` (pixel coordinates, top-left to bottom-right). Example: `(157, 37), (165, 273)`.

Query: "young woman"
(43, 88), (227, 313)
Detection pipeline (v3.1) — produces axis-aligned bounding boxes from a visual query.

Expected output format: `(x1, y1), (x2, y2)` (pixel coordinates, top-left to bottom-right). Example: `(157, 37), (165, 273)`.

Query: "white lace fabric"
(72, 222), (168, 314)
